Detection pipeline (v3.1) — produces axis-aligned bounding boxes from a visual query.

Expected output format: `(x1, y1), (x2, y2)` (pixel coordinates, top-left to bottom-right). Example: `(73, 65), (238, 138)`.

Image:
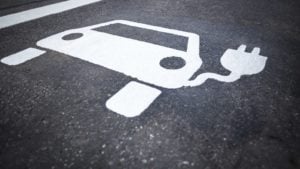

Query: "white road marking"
(37, 20), (202, 89)
(184, 45), (267, 87)
(0, 0), (102, 29)
(0, 19), (268, 117)
(1, 48), (46, 65)
(106, 81), (161, 117)
(36, 20), (201, 117)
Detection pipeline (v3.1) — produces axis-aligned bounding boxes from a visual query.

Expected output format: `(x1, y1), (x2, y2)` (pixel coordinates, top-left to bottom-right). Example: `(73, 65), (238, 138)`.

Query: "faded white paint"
(106, 81), (161, 117)
(1, 48), (45, 65)
(0, 0), (102, 29)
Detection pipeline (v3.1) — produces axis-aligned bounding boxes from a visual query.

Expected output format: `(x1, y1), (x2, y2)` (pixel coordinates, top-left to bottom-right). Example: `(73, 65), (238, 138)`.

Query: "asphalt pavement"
(0, 0), (299, 169)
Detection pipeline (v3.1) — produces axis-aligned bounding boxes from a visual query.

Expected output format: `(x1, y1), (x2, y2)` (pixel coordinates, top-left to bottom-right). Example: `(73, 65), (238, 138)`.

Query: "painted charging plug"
(0, 20), (268, 117)
(184, 45), (268, 87)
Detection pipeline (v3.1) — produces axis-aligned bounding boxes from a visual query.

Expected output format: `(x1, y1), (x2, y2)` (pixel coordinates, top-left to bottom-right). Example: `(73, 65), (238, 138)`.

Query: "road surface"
(0, 0), (299, 169)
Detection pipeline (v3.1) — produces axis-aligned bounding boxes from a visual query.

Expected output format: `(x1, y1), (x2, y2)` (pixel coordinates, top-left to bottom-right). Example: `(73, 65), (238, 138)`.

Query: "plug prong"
(251, 47), (261, 55)
(237, 45), (247, 51)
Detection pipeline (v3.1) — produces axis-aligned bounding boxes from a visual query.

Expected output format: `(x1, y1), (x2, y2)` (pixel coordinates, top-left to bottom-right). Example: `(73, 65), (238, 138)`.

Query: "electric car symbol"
(37, 20), (202, 89)
(1, 20), (268, 117)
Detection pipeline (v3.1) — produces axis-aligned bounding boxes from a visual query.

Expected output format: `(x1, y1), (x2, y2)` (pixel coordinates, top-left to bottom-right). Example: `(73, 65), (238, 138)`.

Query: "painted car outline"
(37, 20), (202, 89)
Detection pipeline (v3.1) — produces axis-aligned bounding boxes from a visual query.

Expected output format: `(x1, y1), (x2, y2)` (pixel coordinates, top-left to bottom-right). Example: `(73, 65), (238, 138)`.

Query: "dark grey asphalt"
(0, 0), (299, 169)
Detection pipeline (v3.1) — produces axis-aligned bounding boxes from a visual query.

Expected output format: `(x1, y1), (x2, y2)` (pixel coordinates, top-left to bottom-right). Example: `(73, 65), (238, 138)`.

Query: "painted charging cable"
(184, 72), (241, 87)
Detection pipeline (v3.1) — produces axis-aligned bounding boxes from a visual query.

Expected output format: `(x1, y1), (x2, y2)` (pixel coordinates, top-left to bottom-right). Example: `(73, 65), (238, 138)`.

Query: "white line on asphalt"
(1, 48), (46, 65)
(0, 0), (102, 30)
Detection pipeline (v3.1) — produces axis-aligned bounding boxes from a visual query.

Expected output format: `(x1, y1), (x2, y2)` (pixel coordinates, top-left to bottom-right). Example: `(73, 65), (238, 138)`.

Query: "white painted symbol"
(37, 20), (202, 89)
(184, 45), (268, 87)
(1, 20), (268, 117)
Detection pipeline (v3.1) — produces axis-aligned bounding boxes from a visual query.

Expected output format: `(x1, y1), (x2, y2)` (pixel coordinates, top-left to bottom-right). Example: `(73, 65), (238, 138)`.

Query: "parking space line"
(0, 0), (102, 30)
(1, 48), (46, 65)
